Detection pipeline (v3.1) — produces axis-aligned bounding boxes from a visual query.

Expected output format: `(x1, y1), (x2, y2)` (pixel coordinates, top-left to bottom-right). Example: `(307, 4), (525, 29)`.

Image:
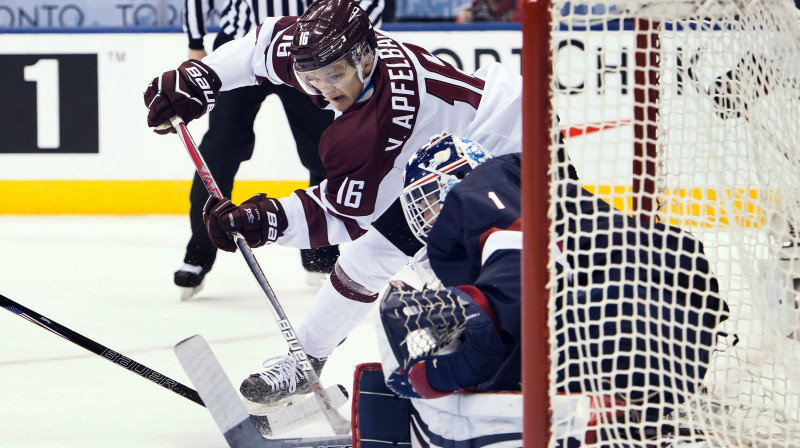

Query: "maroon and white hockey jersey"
(203, 17), (522, 249)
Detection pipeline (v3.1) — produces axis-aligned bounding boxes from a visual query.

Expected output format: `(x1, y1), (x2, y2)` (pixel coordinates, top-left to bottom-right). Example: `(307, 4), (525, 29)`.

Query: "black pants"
(373, 198), (424, 257)
(184, 34), (340, 272)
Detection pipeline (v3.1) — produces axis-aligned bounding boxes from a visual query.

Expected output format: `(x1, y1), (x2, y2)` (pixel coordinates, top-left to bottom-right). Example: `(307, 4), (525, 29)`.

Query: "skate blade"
(245, 384), (348, 416)
(244, 392), (310, 413)
(179, 282), (205, 301)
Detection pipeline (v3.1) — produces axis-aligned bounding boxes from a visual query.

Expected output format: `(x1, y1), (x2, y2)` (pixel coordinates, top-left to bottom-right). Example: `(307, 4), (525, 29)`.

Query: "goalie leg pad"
(408, 391), (523, 447)
(352, 363), (411, 447)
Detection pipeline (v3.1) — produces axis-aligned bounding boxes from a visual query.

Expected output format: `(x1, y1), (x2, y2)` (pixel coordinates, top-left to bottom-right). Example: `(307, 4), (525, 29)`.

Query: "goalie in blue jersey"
(364, 133), (732, 446)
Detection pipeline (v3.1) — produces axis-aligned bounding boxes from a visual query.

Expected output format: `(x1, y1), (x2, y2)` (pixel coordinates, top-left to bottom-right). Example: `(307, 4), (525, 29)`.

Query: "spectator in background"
(455, 0), (521, 22)
(175, 0), (383, 299)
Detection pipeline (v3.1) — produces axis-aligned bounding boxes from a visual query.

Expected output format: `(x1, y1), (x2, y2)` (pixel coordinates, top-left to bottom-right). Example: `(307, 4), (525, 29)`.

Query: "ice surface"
(0, 216), (379, 447)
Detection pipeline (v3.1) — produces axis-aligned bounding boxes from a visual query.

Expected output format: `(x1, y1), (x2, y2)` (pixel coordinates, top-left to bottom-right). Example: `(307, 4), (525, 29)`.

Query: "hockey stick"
(0, 292), (347, 435)
(0, 292), (204, 406)
(175, 334), (352, 448)
(167, 116), (351, 436)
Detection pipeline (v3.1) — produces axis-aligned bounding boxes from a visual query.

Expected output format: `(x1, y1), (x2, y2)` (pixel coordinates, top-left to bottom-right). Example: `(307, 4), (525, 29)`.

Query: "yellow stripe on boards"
(581, 185), (769, 229)
(1, 181), (772, 228)
(0, 180), (309, 214)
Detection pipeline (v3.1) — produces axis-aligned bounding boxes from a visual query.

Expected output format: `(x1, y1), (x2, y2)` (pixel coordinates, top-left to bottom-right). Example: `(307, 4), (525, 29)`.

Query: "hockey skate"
(239, 354), (327, 408)
(174, 263), (208, 301)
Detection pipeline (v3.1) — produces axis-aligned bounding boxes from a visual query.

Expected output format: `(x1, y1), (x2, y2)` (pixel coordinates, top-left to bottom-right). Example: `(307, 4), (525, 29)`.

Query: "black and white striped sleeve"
(185, 0), (261, 47)
(252, 0), (307, 18)
(186, 0), (384, 51)
(218, 0), (257, 38)
(254, 0), (382, 26)
(183, 0), (216, 49)
(355, 0), (384, 28)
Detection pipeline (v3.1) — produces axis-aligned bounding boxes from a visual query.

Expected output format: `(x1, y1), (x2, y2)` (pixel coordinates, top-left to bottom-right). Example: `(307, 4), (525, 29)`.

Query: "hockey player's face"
(422, 201), (443, 229)
(410, 187), (444, 236)
(299, 59), (370, 112)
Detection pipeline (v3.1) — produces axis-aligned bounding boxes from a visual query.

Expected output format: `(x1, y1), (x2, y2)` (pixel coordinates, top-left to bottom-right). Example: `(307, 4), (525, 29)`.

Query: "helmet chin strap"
(356, 51), (380, 97)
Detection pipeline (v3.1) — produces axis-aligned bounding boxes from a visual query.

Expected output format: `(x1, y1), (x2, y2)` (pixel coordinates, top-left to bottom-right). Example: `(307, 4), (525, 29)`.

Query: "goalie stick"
(167, 115), (351, 436)
(175, 334), (352, 448)
(0, 292), (346, 436)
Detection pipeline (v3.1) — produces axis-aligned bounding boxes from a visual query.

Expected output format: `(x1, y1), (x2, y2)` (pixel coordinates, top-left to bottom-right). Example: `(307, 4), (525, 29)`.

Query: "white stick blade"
(175, 334), (265, 448)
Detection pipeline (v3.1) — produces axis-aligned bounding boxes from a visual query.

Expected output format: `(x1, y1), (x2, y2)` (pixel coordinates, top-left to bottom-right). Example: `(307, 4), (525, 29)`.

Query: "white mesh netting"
(547, 0), (800, 445)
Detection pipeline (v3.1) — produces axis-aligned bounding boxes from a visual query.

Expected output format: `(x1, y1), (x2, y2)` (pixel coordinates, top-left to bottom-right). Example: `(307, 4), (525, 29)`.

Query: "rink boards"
(0, 25), (777, 224)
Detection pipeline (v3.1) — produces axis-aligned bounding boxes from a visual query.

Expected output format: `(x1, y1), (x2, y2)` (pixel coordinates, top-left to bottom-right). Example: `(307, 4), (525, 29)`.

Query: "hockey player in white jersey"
(174, 0), (382, 297)
(142, 0), (521, 407)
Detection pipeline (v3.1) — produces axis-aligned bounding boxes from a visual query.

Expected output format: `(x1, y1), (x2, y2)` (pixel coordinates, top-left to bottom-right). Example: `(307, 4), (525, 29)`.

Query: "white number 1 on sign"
(24, 58), (60, 150)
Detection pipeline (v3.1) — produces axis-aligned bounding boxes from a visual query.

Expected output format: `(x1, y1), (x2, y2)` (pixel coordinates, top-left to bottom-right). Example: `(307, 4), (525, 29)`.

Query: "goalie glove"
(202, 194), (288, 252)
(143, 59), (221, 134)
(377, 282), (503, 399)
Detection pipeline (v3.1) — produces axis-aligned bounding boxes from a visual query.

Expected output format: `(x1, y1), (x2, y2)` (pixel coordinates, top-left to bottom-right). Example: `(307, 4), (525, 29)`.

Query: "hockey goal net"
(522, 0), (800, 446)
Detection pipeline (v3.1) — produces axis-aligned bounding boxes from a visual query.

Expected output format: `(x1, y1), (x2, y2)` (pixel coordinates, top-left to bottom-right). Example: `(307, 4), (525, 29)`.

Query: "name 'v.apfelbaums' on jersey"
(143, 0), (521, 418)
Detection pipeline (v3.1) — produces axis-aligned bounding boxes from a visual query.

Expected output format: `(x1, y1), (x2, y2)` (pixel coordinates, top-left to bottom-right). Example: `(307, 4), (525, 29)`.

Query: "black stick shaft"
(0, 293), (204, 407)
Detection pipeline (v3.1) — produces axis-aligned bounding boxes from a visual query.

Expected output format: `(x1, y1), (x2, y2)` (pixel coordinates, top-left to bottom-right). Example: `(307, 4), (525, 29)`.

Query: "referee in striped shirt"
(174, 0), (384, 296)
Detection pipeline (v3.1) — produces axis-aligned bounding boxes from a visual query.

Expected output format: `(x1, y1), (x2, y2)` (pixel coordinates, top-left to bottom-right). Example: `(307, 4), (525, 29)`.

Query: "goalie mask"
(291, 0), (377, 96)
(401, 133), (492, 243)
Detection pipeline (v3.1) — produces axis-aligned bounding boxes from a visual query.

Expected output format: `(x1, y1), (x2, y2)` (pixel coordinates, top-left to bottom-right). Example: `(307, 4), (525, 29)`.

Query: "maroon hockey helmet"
(290, 0), (377, 73)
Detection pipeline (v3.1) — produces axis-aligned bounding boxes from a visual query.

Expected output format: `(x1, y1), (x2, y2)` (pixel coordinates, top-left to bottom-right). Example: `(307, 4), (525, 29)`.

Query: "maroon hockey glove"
(143, 59), (221, 134)
(202, 194), (288, 252)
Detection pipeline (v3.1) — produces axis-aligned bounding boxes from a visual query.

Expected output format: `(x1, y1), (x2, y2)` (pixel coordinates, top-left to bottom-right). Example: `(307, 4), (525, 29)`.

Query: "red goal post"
(523, 0), (800, 446)
(521, 0), (553, 446)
